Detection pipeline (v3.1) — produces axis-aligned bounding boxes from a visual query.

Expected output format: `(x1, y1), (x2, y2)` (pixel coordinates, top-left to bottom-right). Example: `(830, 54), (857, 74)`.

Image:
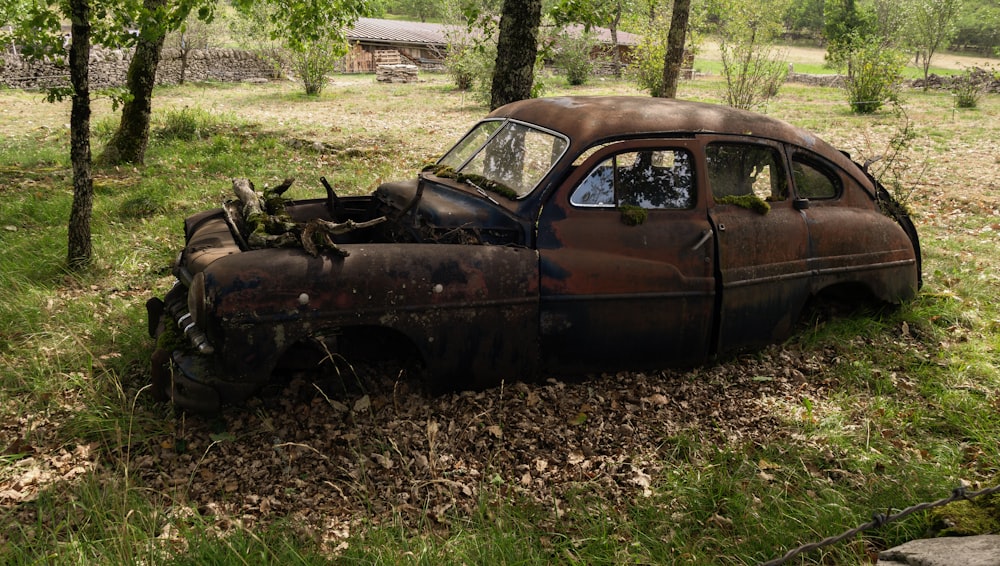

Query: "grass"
(1, 70), (999, 564)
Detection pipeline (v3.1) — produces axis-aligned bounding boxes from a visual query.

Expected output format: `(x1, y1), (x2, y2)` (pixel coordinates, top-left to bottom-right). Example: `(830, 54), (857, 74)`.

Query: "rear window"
(792, 156), (841, 199)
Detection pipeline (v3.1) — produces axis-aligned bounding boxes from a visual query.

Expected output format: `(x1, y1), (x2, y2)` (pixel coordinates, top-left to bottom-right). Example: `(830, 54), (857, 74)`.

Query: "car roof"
(487, 96), (857, 171)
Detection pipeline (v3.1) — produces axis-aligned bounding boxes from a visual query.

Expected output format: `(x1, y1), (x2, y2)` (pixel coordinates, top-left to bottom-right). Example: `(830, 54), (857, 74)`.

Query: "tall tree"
(908, 0), (963, 85)
(100, 0), (212, 165)
(490, 0), (542, 110)
(4, 0), (109, 269)
(659, 0), (691, 98)
(101, 0), (172, 165)
(67, 0), (94, 269)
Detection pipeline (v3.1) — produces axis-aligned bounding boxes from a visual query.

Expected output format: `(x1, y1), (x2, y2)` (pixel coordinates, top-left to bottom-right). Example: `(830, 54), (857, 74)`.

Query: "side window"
(706, 143), (787, 202)
(570, 149), (695, 209)
(792, 156), (840, 199)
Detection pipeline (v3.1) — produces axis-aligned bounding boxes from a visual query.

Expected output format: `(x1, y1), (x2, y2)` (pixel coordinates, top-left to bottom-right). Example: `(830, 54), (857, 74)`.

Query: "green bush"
(290, 38), (344, 96)
(951, 67), (995, 109)
(445, 39), (497, 105)
(552, 30), (599, 86)
(630, 15), (669, 96)
(842, 36), (905, 114)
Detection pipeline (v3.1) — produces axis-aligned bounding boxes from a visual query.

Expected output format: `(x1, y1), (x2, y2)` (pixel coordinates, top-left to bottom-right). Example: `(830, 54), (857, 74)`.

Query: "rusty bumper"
(146, 288), (257, 413)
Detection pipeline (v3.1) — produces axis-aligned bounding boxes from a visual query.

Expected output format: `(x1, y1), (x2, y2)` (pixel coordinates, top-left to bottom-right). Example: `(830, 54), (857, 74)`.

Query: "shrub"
(552, 30), (599, 86)
(290, 38), (343, 96)
(952, 66), (995, 109)
(630, 14), (670, 96)
(842, 35), (905, 114)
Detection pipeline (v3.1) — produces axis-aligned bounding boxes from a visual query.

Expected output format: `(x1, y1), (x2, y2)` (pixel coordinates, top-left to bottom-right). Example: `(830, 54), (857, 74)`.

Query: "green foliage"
(711, 0), (789, 110)
(552, 29), (600, 85)
(230, 0), (372, 54)
(155, 107), (225, 141)
(823, 0), (876, 69)
(290, 35), (346, 96)
(953, 0), (1000, 54)
(782, 0), (825, 38)
(951, 66), (994, 108)
(444, 35), (496, 94)
(842, 34), (906, 113)
(907, 0), (964, 83)
(630, 11), (670, 96)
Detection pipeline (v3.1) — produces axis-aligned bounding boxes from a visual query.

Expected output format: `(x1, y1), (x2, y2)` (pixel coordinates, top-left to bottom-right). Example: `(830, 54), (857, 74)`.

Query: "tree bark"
(659, 0), (691, 98)
(100, 0), (167, 165)
(67, 0), (93, 270)
(490, 0), (542, 111)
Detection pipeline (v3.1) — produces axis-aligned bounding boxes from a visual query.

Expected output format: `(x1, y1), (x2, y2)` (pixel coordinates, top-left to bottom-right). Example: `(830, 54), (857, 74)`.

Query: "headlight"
(187, 271), (208, 328)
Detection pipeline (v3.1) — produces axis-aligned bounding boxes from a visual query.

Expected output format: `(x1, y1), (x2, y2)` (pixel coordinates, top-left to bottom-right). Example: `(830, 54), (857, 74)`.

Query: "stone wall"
(0, 46), (278, 90)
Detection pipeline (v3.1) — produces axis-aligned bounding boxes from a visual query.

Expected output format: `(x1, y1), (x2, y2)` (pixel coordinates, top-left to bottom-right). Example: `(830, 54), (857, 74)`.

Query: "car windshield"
(437, 119), (569, 199)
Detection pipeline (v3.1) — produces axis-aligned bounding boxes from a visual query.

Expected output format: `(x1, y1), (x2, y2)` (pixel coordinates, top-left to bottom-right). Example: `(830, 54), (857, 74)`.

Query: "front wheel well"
(272, 325), (425, 389)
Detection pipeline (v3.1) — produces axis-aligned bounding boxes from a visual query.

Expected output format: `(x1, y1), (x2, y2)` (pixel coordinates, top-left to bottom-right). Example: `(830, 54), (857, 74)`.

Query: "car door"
(704, 138), (812, 353)
(536, 141), (716, 374)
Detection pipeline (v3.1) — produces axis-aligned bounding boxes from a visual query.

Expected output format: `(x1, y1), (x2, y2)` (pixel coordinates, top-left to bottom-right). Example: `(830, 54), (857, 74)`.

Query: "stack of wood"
(374, 50), (402, 66)
(374, 49), (418, 83)
(376, 64), (419, 83)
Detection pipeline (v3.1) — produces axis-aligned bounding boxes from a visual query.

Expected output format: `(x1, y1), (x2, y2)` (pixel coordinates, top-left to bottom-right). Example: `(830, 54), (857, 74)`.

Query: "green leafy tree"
(386, 0), (442, 21)
(551, 0), (631, 75)
(2, 0), (138, 268)
(783, 0), (825, 39)
(953, 1), (1000, 55)
(229, 0), (371, 96)
(906, 0), (963, 85)
(823, 0), (873, 69)
(630, 6), (669, 95)
(842, 32), (906, 113)
(711, 0), (789, 109)
(823, 0), (907, 113)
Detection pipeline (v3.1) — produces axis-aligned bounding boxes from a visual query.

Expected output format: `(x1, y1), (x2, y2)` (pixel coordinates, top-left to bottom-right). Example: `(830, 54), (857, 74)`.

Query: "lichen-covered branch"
(301, 217), (387, 257)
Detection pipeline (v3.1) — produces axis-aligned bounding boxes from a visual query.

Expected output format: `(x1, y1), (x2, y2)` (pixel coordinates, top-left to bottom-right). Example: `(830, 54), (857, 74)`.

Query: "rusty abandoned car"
(147, 96), (921, 412)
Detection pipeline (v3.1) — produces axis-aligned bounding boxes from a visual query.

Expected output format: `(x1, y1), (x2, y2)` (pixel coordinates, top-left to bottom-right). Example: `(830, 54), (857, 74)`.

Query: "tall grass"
(1, 74), (998, 564)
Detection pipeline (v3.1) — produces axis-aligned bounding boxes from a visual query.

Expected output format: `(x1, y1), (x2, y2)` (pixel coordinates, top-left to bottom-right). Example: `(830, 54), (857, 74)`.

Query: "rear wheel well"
(801, 282), (888, 325)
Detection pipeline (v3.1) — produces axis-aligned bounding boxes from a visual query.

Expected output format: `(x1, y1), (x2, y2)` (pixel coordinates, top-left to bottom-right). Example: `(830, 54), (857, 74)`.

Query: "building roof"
(347, 18), (640, 48)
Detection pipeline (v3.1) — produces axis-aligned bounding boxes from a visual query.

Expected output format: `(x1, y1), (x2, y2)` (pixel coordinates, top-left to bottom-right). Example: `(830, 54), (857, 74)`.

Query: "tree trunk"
(100, 0), (167, 165)
(490, 0), (542, 111)
(659, 0), (691, 98)
(609, 2), (623, 78)
(67, 0), (93, 270)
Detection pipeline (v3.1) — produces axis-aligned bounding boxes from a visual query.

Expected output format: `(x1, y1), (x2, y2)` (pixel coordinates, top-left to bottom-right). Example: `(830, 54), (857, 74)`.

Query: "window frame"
(568, 146), (698, 211)
(789, 151), (843, 201)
